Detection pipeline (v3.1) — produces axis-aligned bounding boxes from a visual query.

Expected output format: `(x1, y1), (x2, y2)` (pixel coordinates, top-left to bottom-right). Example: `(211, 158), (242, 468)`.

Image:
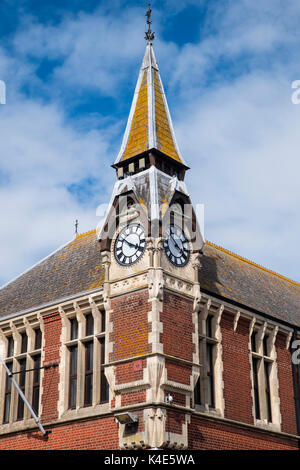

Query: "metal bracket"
(0, 359), (50, 436)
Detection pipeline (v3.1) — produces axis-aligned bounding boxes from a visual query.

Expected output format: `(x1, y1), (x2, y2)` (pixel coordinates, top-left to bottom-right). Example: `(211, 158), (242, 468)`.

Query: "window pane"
(69, 378), (77, 409)
(206, 343), (214, 408)
(99, 338), (108, 403)
(264, 362), (272, 422)
(206, 316), (213, 338)
(100, 370), (109, 403)
(84, 341), (93, 406)
(86, 315), (94, 336)
(69, 345), (78, 409)
(263, 335), (269, 357)
(194, 376), (201, 405)
(252, 357), (260, 420)
(33, 356), (41, 383)
(86, 342), (93, 371)
(70, 347), (78, 375)
(251, 331), (257, 352)
(84, 374), (93, 406)
(32, 355), (41, 415)
(7, 336), (14, 357)
(21, 333), (27, 354)
(34, 329), (42, 350)
(3, 362), (13, 423)
(101, 310), (106, 333)
(3, 394), (11, 423)
(70, 318), (78, 340)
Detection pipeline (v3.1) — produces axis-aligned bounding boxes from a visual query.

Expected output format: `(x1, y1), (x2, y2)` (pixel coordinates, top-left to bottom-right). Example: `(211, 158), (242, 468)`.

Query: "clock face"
(164, 225), (190, 267)
(114, 224), (146, 266)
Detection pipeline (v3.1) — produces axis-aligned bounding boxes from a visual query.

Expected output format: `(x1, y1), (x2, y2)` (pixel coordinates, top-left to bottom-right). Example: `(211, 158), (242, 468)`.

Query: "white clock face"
(164, 225), (190, 267)
(114, 224), (146, 266)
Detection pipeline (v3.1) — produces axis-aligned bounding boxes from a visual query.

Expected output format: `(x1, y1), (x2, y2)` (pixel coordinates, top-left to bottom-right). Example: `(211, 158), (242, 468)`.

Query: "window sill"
(255, 419), (281, 432)
(60, 402), (110, 421)
(194, 404), (223, 418)
(0, 417), (36, 436)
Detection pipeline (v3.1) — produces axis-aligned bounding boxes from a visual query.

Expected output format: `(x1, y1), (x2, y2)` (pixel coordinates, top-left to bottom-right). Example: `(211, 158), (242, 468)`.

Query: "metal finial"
(145, 1), (155, 43)
(75, 219), (79, 236)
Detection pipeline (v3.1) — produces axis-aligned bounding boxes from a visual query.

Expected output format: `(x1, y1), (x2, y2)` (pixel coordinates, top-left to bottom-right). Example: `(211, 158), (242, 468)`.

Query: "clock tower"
(98, 10), (204, 449)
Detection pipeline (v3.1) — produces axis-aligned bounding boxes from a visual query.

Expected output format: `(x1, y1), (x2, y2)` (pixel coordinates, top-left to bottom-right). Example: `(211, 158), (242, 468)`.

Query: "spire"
(114, 7), (186, 167)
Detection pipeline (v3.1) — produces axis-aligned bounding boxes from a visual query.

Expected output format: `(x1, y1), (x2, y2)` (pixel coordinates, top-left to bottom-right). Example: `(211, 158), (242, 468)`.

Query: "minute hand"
(124, 239), (139, 250)
(170, 235), (181, 252)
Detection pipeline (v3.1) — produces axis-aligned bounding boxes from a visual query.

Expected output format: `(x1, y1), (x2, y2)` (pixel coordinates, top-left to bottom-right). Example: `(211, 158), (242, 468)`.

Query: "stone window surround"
(58, 295), (109, 420)
(249, 320), (281, 432)
(0, 313), (44, 434)
(196, 294), (294, 429)
(194, 300), (225, 417)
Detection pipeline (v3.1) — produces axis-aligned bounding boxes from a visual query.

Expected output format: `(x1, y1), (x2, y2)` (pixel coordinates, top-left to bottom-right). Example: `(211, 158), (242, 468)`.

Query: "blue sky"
(0, 0), (300, 285)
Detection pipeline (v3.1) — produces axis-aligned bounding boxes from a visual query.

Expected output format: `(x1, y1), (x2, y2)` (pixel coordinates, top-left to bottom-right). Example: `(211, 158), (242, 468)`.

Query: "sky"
(0, 0), (300, 286)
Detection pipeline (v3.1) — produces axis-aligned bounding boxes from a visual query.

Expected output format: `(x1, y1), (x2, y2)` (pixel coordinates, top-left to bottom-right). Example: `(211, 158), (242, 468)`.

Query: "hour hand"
(170, 235), (181, 251)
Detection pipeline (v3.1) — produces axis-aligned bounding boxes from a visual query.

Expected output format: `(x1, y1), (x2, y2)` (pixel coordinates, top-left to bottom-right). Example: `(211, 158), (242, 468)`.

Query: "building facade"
(0, 35), (300, 450)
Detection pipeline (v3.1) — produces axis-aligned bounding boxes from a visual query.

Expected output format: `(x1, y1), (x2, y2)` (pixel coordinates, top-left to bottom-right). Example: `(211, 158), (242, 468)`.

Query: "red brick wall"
(188, 415), (298, 450)
(221, 313), (253, 424)
(115, 359), (146, 385)
(0, 417), (119, 450)
(165, 360), (192, 385)
(110, 290), (151, 361)
(161, 292), (194, 361)
(276, 332), (298, 435)
(165, 410), (185, 434)
(40, 312), (62, 423)
(121, 390), (146, 406)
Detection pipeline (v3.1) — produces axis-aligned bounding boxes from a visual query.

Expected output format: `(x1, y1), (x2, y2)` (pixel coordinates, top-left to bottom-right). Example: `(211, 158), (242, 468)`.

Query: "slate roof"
(200, 242), (300, 327)
(0, 231), (104, 319)
(0, 231), (299, 327)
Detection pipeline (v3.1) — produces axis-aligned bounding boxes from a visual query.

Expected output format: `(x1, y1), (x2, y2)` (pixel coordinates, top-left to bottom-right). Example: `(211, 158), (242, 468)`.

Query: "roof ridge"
(75, 229), (96, 239)
(206, 241), (300, 288)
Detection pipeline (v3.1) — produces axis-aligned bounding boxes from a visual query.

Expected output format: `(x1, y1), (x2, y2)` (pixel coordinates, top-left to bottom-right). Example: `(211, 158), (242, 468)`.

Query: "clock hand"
(170, 234), (181, 252)
(124, 239), (139, 250)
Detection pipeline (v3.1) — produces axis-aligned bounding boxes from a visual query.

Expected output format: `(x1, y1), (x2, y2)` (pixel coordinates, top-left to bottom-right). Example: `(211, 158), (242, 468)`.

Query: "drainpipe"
(291, 329), (300, 450)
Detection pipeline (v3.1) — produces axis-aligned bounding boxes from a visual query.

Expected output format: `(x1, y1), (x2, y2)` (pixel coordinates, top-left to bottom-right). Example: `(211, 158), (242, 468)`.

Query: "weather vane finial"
(145, 1), (155, 43)
(75, 219), (79, 236)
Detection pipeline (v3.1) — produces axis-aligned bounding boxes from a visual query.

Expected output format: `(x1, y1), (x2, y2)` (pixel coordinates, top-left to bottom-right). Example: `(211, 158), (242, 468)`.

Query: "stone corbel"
(286, 331), (293, 350)
(147, 356), (165, 402)
(148, 268), (164, 302)
(215, 304), (224, 326)
(191, 251), (202, 283)
(146, 237), (155, 268)
(88, 296), (99, 318)
(145, 407), (166, 449)
(233, 311), (240, 332)
(103, 282), (111, 312)
(153, 237), (164, 269)
(193, 283), (201, 313)
(249, 316), (256, 336)
(200, 298), (211, 321)
(100, 250), (111, 282)
(104, 365), (116, 402)
(269, 325), (279, 347)
(58, 306), (68, 328)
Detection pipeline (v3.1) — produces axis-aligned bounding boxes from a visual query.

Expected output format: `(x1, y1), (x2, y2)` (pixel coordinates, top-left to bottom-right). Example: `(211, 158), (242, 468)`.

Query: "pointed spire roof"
(115, 43), (187, 166)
